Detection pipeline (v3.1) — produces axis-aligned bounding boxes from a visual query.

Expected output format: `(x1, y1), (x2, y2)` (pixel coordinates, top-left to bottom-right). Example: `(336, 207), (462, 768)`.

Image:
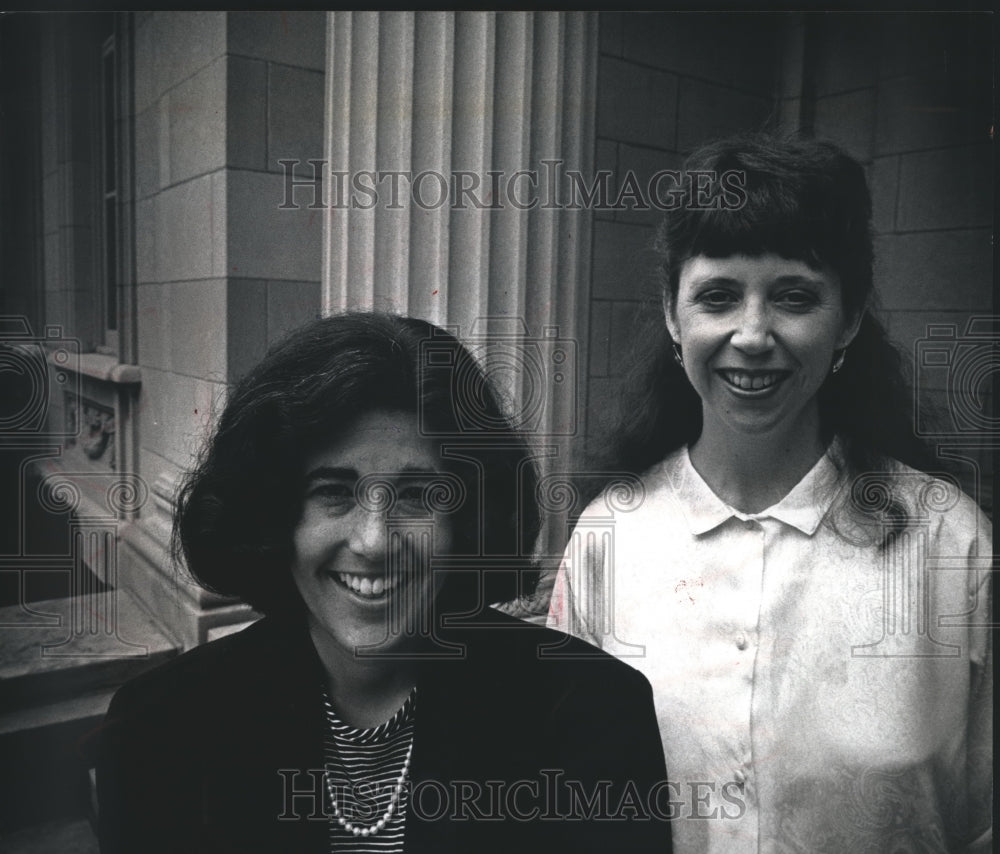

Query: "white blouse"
(547, 443), (992, 854)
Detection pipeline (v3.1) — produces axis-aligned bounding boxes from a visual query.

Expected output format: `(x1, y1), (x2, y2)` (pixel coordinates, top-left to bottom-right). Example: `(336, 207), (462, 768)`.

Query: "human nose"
(348, 508), (389, 560)
(730, 298), (774, 354)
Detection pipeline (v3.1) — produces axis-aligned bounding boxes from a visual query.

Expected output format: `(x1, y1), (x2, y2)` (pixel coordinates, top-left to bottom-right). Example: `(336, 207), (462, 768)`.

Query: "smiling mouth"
(718, 370), (788, 392)
(330, 571), (403, 601)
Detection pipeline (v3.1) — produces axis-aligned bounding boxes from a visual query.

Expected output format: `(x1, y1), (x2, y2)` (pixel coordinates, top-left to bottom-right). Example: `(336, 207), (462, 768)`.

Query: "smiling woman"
(96, 312), (672, 854)
(290, 411), (455, 727)
(666, 253), (861, 510)
(549, 134), (993, 854)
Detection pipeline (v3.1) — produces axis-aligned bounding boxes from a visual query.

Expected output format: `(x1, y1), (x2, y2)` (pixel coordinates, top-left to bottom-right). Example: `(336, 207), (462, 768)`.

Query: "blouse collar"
(659, 440), (847, 537)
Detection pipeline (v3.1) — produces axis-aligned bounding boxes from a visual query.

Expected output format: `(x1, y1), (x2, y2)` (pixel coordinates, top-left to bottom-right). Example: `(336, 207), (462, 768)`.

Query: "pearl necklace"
(324, 737), (413, 837)
(322, 689), (416, 838)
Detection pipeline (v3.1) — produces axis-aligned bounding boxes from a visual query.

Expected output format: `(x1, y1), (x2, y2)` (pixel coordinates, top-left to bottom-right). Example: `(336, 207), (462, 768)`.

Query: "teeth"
(336, 572), (399, 597)
(723, 371), (781, 391)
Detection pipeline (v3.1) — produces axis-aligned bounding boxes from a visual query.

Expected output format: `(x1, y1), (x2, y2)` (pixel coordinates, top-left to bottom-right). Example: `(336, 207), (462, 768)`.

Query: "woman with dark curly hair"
(548, 134), (992, 853)
(97, 312), (672, 853)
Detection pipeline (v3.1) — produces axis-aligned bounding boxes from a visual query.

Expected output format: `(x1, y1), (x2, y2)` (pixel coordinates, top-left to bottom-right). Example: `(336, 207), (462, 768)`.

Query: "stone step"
(0, 696), (106, 834)
(0, 590), (178, 713)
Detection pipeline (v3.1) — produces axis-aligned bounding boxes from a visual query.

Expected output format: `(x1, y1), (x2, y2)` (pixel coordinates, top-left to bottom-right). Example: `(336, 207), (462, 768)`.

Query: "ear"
(836, 305), (865, 350)
(662, 291), (681, 344)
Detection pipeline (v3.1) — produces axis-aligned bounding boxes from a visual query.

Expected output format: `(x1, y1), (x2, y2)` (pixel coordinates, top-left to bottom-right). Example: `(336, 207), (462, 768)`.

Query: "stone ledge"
(47, 351), (141, 386)
(0, 590), (178, 713)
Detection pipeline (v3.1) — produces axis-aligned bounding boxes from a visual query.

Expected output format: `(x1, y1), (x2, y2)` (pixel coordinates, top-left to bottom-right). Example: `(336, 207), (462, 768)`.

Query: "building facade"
(0, 10), (993, 843)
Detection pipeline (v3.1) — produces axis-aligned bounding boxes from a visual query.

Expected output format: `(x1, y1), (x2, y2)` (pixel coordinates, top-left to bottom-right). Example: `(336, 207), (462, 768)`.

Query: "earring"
(831, 349), (846, 374)
(671, 343), (684, 367)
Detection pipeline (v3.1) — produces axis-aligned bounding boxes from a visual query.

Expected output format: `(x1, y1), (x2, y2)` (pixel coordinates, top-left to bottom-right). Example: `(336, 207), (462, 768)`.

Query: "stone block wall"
(583, 13), (993, 512)
(810, 13), (993, 509)
(127, 11), (326, 645)
(586, 12), (781, 458)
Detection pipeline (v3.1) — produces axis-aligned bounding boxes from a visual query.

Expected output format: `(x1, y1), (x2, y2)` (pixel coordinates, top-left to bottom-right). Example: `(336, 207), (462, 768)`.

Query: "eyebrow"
(688, 274), (826, 288)
(303, 464), (439, 484)
(303, 466), (356, 484)
(688, 275), (741, 288)
(773, 275), (826, 286)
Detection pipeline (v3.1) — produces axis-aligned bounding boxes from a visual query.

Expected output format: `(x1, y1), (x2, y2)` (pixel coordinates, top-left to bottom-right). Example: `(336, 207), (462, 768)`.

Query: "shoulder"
(450, 609), (654, 704)
(421, 610), (661, 771)
(106, 617), (295, 721)
(838, 457), (992, 572)
(574, 448), (684, 524)
(877, 458), (990, 541)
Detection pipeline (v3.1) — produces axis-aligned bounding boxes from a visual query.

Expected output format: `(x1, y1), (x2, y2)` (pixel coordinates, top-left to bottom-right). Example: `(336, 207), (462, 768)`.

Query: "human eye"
(306, 481), (355, 513)
(694, 288), (739, 310)
(775, 289), (820, 311)
(395, 483), (431, 516)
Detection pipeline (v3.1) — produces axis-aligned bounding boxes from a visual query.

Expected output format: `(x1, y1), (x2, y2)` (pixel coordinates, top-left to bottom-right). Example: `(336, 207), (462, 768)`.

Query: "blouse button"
(735, 634), (748, 650)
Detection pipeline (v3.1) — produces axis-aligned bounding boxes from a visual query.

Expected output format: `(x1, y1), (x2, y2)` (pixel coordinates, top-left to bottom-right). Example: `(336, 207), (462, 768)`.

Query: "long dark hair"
(598, 134), (936, 534)
(173, 312), (541, 619)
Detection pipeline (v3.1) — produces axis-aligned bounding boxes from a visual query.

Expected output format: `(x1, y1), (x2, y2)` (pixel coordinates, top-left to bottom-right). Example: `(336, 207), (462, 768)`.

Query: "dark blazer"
(97, 608), (672, 853)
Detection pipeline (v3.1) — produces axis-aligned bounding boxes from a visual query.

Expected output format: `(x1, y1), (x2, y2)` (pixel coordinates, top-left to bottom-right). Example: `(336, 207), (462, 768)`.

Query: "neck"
(307, 621), (418, 728)
(689, 406), (828, 514)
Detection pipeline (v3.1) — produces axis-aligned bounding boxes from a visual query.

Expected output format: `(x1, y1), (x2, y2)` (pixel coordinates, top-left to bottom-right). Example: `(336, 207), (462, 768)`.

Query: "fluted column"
(322, 10), (597, 455)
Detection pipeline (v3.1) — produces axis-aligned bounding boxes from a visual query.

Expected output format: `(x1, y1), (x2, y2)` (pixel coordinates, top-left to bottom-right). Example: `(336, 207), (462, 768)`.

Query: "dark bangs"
(658, 134), (874, 315)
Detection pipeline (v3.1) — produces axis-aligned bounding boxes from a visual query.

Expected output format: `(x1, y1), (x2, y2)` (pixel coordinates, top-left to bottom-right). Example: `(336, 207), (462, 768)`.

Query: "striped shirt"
(322, 689), (416, 854)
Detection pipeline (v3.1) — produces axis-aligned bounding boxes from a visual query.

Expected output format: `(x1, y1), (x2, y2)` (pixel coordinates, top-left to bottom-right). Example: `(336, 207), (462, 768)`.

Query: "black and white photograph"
(0, 10), (994, 853)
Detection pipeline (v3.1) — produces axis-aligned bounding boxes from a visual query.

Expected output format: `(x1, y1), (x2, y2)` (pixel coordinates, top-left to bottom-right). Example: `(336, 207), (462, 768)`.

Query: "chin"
(715, 412), (786, 437)
(343, 628), (411, 658)
(713, 398), (818, 442)
(312, 615), (415, 660)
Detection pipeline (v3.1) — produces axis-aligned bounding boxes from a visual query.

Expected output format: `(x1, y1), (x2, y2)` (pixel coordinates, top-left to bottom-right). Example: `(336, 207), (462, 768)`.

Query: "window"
(98, 23), (120, 353)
